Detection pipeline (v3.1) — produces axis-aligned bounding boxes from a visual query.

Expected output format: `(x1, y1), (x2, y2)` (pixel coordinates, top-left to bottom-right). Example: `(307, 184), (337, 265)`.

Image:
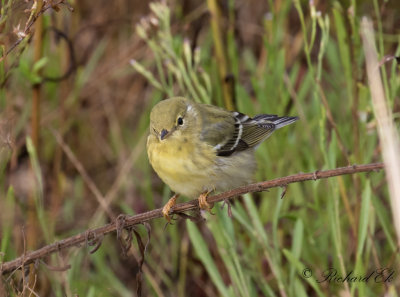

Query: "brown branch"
(0, 162), (384, 275)
(0, 0), (73, 63)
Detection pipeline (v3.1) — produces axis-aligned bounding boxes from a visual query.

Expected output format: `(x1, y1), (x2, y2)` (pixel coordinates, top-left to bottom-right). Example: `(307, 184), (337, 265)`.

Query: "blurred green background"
(1, 0), (399, 296)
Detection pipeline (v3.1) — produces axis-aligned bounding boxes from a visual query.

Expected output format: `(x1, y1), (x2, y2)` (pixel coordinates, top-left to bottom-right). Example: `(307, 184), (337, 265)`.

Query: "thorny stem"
(0, 162), (384, 275)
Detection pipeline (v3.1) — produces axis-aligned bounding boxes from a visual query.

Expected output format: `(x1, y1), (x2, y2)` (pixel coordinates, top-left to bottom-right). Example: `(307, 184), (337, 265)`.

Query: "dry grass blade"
(361, 17), (400, 246)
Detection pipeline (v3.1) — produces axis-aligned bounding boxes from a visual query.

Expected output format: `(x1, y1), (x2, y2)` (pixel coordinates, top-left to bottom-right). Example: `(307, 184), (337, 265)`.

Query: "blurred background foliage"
(0, 0), (400, 296)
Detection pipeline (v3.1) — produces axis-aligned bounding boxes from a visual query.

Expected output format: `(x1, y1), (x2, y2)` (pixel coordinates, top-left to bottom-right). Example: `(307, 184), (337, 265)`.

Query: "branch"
(0, 162), (384, 275)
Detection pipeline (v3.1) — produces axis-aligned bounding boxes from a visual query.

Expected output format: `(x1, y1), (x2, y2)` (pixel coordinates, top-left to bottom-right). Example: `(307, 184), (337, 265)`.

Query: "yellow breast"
(147, 134), (216, 197)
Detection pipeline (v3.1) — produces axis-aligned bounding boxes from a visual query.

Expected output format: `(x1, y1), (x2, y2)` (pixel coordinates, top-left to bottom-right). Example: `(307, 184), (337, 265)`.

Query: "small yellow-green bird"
(147, 97), (298, 221)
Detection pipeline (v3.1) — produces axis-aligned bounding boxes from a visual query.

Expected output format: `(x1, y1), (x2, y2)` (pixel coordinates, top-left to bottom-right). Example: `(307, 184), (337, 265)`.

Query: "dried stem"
(361, 17), (400, 246)
(0, 162), (384, 275)
(27, 0), (44, 290)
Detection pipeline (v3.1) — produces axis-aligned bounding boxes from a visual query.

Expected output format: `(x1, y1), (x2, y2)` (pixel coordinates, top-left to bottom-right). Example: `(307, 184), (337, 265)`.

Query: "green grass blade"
(187, 220), (232, 297)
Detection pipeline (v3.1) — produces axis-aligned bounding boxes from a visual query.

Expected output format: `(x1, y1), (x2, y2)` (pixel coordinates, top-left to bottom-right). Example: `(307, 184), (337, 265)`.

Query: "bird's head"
(149, 97), (197, 141)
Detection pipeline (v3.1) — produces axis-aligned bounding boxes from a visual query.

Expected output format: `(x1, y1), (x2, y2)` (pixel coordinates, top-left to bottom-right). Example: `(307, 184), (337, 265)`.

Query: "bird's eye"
(177, 117), (184, 125)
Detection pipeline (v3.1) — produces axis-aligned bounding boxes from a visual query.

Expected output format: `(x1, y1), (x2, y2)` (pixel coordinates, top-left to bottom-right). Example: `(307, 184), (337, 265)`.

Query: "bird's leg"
(198, 189), (214, 212)
(162, 193), (180, 223)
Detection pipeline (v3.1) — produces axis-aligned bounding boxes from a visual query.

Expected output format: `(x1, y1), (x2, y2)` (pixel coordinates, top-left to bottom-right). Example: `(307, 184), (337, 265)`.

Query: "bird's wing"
(200, 106), (298, 157)
(214, 112), (276, 156)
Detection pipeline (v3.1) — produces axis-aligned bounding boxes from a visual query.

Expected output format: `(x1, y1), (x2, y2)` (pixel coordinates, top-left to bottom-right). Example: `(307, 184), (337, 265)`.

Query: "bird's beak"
(160, 126), (177, 140)
(160, 129), (169, 140)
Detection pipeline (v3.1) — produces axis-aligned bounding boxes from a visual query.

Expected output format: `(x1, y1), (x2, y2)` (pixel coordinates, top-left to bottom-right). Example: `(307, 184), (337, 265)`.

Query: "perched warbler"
(147, 97), (298, 221)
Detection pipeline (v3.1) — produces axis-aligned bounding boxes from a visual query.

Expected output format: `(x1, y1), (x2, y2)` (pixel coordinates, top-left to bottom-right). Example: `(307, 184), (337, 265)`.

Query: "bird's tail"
(253, 114), (299, 129)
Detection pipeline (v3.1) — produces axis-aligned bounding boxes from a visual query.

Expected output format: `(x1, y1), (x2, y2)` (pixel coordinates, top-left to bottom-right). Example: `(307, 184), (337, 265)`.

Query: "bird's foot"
(162, 194), (179, 223)
(198, 190), (214, 212)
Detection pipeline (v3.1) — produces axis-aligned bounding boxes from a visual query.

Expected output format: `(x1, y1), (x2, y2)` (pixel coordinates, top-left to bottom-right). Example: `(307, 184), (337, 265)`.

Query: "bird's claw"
(198, 190), (214, 212)
(162, 194), (179, 223)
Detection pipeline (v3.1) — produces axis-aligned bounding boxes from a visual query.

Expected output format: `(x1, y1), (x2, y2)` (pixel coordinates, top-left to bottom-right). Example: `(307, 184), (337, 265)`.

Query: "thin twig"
(0, 0), (71, 63)
(0, 162), (384, 275)
(50, 128), (115, 220)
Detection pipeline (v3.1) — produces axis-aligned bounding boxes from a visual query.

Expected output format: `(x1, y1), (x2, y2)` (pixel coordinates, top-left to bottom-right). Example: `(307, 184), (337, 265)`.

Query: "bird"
(147, 97), (298, 221)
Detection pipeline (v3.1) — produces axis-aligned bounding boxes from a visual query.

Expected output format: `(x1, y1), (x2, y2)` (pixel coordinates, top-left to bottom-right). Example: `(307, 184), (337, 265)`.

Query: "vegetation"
(0, 0), (399, 296)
